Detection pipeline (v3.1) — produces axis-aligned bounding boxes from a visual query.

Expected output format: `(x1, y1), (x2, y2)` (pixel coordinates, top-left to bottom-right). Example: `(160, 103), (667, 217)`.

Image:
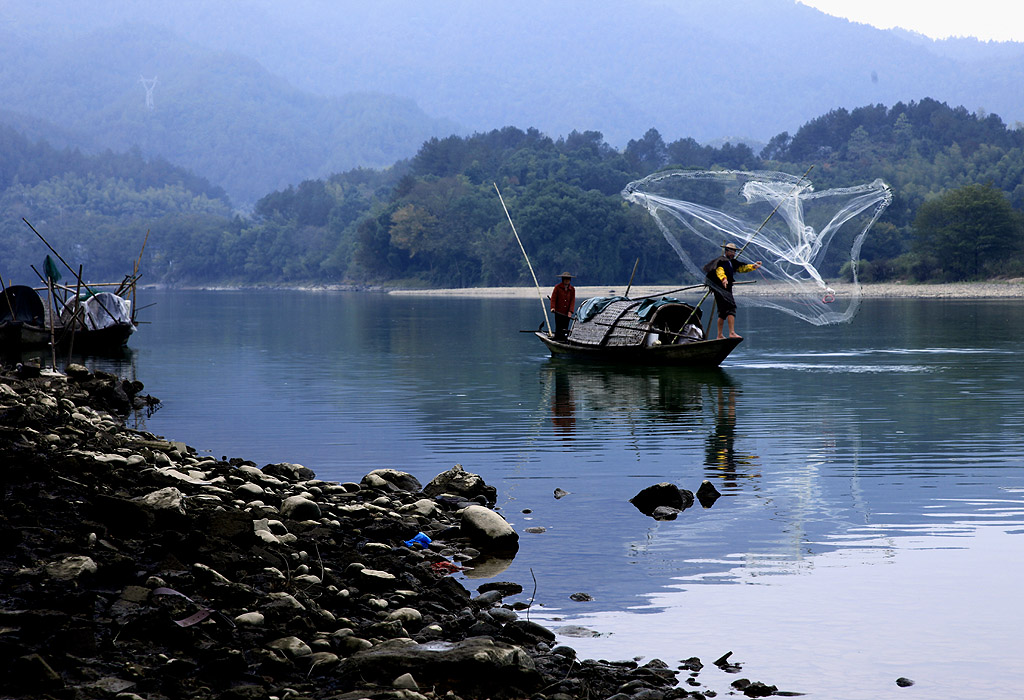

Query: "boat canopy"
(0, 285), (45, 325)
(568, 296), (703, 348)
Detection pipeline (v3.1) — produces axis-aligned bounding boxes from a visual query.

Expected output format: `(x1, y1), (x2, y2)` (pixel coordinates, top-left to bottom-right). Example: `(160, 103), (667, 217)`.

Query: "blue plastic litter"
(404, 532), (432, 548)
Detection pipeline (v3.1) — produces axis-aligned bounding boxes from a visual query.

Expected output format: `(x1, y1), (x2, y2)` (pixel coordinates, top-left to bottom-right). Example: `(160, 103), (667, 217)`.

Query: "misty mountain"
(0, 20), (458, 206)
(3, 0), (1024, 206)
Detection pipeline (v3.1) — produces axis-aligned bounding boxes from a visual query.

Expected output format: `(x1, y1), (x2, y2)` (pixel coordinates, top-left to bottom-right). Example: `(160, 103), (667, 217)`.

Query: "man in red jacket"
(550, 272), (576, 340)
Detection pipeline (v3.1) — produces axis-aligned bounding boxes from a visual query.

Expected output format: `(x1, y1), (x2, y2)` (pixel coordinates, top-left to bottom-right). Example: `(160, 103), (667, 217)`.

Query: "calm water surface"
(82, 290), (1024, 699)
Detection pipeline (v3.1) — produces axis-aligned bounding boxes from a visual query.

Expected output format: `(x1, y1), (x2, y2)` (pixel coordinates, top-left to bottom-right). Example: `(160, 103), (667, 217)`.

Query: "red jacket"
(551, 282), (575, 316)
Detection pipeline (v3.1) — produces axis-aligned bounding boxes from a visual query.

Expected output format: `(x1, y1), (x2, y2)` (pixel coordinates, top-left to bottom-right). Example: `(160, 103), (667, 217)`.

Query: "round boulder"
(461, 505), (519, 551)
(280, 495), (321, 521)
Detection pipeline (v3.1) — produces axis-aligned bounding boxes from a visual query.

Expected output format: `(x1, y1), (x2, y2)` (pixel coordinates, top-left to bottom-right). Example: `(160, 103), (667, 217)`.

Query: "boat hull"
(58, 322), (136, 352)
(0, 321), (52, 350)
(535, 332), (742, 367)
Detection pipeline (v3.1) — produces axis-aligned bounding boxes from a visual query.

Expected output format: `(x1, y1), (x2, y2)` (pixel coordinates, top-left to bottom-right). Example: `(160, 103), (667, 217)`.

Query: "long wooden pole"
(23, 217), (119, 325)
(494, 183), (551, 336)
(68, 265), (83, 360)
(624, 258), (640, 299)
(131, 230), (148, 325)
(47, 277), (56, 369)
(0, 276), (16, 322)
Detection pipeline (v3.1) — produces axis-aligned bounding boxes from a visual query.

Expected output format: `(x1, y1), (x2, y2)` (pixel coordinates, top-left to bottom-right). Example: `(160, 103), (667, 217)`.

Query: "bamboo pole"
(23, 218), (119, 325)
(46, 276), (56, 369)
(0, 276), (17, 323)
(494, 183), (552, 336)
(131, 230), (148, 325)
(67, 265), (83, 360)
(624, 258), (640, 299)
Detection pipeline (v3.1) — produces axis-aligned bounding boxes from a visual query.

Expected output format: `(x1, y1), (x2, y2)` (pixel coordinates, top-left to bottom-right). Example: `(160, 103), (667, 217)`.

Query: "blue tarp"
(635, 296), (685, 320)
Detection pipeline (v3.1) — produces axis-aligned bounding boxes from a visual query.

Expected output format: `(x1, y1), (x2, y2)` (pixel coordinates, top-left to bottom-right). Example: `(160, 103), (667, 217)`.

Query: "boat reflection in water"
(541, 359), (760, 482)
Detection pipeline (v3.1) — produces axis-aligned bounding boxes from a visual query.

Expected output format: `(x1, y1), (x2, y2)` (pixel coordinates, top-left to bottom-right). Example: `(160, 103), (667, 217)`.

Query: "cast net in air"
(622, 169), (893, 325)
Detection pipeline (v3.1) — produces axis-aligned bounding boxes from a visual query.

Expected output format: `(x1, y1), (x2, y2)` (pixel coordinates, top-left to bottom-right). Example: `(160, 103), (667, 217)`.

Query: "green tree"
(912, 183), (1023, 280)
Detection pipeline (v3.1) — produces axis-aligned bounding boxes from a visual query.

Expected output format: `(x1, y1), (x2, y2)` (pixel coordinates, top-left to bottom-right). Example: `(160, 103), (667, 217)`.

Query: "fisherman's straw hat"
(558, 272), (574, 278)
(721, 242), (740, 251)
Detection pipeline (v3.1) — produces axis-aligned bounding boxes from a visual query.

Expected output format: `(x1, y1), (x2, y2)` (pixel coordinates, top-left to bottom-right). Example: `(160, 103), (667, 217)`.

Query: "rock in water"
(696, 479), (722, 508)
(629, 482), (694, 516)
(460, 504), (519, 551)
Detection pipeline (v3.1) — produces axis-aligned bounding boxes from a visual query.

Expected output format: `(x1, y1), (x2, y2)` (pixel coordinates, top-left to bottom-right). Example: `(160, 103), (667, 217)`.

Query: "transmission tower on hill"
(140, 76), (158, 110)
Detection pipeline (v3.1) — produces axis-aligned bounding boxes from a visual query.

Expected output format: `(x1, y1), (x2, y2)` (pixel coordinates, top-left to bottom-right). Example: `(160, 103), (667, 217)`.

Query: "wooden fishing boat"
(55, 289), (137, 352)
(534, 295), (741, 367)
(0, 285), (51, 350)
(11, 220), (145, 355)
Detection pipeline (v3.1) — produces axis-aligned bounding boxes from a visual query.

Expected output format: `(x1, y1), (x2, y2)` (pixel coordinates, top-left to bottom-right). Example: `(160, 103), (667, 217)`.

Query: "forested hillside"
(2, 98), (1023, 289)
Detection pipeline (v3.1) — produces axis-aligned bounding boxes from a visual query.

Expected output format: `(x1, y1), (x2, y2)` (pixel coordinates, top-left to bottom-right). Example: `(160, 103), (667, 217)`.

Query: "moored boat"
(56, 290), (137, 351)
(0, 285), (51, 350)
(534, 295), (741, 367)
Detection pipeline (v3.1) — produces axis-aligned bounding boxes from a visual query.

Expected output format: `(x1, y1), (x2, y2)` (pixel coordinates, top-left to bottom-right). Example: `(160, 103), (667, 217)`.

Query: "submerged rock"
(697, 479), (722, 508)
(629, 482), (695, 517)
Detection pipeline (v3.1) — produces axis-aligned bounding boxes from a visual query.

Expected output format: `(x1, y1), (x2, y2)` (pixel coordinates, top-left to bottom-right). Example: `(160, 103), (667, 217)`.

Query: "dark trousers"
(554, 313), (570, 340)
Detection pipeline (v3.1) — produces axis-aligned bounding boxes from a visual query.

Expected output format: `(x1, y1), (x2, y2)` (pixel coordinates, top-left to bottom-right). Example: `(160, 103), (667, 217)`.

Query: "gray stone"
(362, 468), (423, 492)
(234, 612), (265, 627)
(45, 555), (97, 581)
(356, 568), (398, 591)
(339, 637), (540, 696)
(280, 495), (321, 520)
(386, 607), (423, 625)
(266, 636), (312, 659)
(393, 672), (419, 689)
(460, 505), (519, 550)
(132, 486), (186, 515)
(262, 462), (316, 481)
(234, 482), (265, 500)
(423, 464), (497, 505)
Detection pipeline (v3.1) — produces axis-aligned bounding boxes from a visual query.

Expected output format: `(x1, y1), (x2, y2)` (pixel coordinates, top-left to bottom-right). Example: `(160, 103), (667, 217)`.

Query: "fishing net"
(622, 169), (892, 325)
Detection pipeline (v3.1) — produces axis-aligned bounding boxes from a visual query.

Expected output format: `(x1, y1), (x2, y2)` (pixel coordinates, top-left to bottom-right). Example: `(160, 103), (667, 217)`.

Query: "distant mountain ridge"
(0, 20), (459, 206)
(2, 0), (1023, 206)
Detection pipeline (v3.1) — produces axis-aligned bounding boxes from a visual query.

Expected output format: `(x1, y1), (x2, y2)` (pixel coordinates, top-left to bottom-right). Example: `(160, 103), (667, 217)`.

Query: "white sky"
(797, 0), (1024, 42)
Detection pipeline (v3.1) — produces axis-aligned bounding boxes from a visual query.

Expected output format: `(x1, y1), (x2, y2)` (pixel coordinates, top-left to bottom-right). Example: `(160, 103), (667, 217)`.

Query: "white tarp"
(64, 292), (132, 330)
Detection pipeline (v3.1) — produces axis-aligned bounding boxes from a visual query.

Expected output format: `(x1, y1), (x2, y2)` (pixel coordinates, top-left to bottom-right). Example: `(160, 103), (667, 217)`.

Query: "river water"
(74, 289), (1024, 699)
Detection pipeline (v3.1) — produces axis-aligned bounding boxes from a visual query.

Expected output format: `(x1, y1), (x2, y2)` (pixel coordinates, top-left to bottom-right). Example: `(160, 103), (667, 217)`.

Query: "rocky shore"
(0, 363), (786, 700)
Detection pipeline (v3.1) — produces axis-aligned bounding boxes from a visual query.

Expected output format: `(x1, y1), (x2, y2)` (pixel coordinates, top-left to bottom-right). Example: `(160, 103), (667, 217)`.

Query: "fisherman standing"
(703, 243), (762, 339)
(550, 272), (576, 341)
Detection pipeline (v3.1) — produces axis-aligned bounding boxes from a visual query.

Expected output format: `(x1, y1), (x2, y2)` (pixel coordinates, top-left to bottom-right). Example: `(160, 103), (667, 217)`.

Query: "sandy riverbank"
(389, 280), (1024, 299)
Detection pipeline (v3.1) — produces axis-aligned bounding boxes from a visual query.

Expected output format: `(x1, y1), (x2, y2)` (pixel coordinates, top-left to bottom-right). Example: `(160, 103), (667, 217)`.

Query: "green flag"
(44, 255), (62, 284)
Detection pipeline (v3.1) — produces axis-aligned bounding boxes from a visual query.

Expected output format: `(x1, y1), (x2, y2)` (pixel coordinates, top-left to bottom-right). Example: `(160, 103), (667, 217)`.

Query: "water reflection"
(704, 385), (761, 485)
(551, 366), (575, 438)
(541, 360), (735, 427)
(3, 344), (137, 376)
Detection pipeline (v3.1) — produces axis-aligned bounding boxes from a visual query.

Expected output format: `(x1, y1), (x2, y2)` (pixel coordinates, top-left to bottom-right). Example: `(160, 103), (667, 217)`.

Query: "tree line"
(2, 97), (1023, 289)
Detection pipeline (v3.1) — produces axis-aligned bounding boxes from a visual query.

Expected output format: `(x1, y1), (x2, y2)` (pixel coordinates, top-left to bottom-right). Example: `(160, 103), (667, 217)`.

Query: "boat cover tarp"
(635, 296), (686, 320)
(63, 292), (132, 331)
(0, 285), (45, 325)
(577, 296), (628, 323)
